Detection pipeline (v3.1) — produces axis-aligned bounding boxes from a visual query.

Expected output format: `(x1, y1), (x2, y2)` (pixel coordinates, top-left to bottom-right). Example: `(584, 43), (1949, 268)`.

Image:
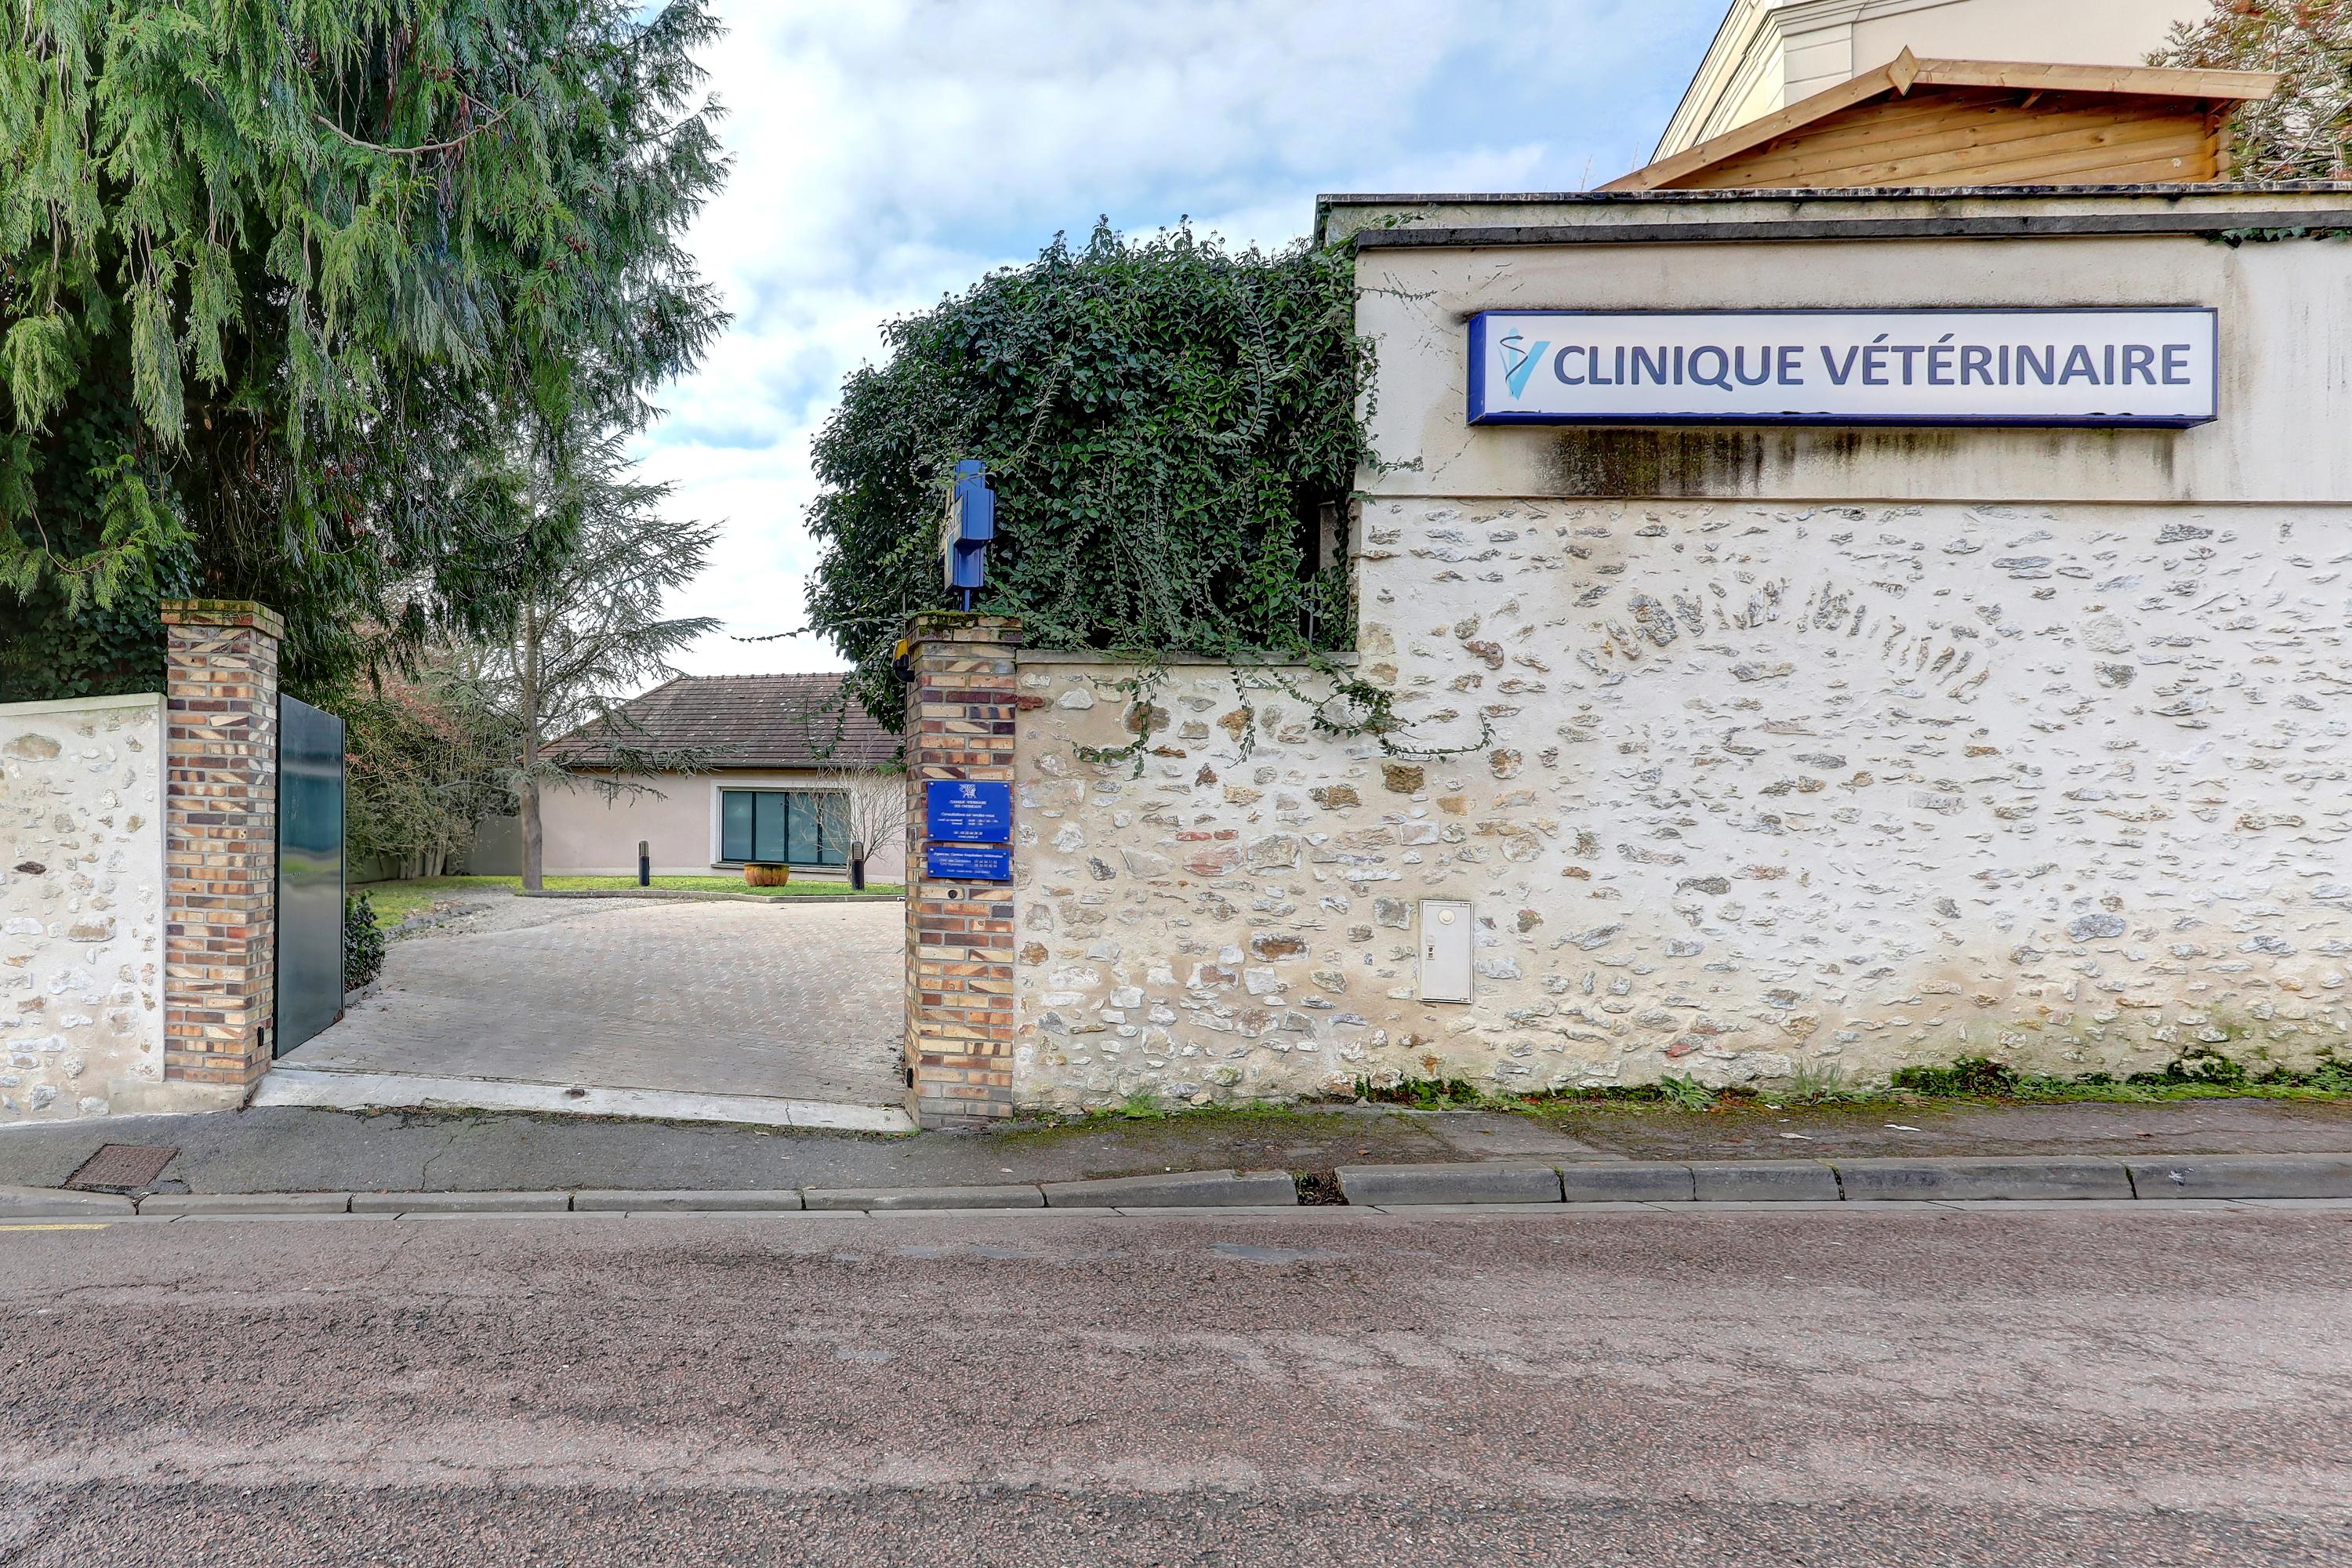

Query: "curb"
(574, 1189), (805, 1212)
(20, 1153), (2352, 1221)
(140, 1192), (353, 1216)
(1, 1185), (136, 1218)
(1040, 1169), (1298, 1208)
(1833, 1156), (2132, 1202)
(514, 889), (902, 906)
(2124, 1152), (2352, 1200)
(1338, 1152), (2352, 1208)
(1335, 1163), (1563, 1206)
(806, 1185), (1041, 1211)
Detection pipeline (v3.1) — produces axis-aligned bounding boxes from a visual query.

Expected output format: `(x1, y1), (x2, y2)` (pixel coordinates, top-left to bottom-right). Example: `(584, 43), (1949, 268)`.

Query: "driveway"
(278, 898), (906, 1120)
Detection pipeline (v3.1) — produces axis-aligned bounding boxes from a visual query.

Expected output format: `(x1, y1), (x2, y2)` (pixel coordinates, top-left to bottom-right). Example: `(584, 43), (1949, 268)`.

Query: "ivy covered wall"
(804, 222), (1375, 735)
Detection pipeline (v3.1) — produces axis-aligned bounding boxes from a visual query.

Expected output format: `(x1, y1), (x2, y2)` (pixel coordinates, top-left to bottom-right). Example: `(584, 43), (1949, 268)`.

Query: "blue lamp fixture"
(942, 459), (995, 610)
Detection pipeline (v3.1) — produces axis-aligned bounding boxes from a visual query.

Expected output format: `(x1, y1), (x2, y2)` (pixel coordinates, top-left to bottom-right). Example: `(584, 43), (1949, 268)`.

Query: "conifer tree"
(2155, 1), (2352, 178)
(479, 424), (723, 891)
(0, 1), (730, 699)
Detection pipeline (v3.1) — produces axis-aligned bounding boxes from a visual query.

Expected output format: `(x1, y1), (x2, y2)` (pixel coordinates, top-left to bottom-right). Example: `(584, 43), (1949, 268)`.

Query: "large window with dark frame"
(719, 789), (851, 866)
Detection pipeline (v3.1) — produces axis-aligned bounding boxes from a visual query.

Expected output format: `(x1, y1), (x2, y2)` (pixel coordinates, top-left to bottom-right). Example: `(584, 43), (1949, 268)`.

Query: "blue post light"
(942, 459), (995, 610)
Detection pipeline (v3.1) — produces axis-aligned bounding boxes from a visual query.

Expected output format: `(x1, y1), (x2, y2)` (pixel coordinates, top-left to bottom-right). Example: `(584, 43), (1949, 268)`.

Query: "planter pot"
(743, 862), (791, 887)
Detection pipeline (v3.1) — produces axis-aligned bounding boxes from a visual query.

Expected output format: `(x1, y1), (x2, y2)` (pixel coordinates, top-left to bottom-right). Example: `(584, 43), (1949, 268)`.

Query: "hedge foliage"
(804, 221), (1374, 732)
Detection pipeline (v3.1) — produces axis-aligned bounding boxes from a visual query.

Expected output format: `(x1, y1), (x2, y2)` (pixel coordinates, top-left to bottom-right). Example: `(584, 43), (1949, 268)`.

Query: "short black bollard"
(637, 840), (650, 887)
(849, 840), (866, 892)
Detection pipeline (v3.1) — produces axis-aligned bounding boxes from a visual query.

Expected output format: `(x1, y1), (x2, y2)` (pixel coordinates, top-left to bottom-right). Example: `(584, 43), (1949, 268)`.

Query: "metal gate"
(275, 694), (347, 1056)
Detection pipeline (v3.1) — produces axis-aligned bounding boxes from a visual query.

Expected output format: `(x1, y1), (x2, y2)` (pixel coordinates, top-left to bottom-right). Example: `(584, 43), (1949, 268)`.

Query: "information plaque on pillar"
(925, 779), (1013, 843)
(925, 844), (1013, 882)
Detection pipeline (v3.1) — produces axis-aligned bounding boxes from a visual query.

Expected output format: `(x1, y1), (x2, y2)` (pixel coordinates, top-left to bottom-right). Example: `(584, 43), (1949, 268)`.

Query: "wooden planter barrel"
(743, 862), (790, 887)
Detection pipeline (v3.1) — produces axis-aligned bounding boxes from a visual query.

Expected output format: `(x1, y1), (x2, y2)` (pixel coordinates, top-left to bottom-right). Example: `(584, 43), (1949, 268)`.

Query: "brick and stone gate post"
(901, 612), (1024, 1127)
(160, 599), (282, 1090)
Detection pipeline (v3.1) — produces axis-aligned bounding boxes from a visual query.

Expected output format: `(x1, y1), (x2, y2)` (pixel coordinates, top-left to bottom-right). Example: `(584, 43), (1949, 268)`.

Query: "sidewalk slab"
(1337, 1163), (1563, 1207)
(804, 1185), (1044, 1211)
(1557, 1161), (1697, 1203)
(140, 1192), (351, 1215)
(256, 1067), (915, 1134)
(2125, 1153), (2352, 1200)
(1040, 1170), (1297, 1208)
(1689, 1160), (1842, 1203)
(1113, 1204), (1334, 1218)
(0, 1185), (134, 1218)
(573, 1189), (804, 1213)
(350, 1191), (572, 1214)
(1832, 1156), (2132, 1201)
(1416, 1111), (1624, 1162)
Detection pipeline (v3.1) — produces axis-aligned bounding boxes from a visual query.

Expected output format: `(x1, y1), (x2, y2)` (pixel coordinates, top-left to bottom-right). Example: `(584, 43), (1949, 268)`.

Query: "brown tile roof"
(545, 673), (898, 771)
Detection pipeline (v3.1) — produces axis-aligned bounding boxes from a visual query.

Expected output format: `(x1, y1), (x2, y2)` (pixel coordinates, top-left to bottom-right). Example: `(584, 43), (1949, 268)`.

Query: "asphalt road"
(3, 1203), (2347, 1566)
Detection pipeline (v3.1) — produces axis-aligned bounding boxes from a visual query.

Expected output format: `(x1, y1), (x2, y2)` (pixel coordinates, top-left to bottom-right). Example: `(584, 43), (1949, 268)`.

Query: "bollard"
(637, 840), (650, 887)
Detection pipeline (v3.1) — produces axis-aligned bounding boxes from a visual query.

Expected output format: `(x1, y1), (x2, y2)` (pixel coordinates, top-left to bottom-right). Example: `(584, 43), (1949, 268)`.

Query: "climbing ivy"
(804, 220), (1474, 760)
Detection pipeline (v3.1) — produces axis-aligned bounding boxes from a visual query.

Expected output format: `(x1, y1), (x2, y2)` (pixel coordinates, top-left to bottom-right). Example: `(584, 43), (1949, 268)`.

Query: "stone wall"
(1010, 499), (2352, 1112)
(0, 694), (168, 1122)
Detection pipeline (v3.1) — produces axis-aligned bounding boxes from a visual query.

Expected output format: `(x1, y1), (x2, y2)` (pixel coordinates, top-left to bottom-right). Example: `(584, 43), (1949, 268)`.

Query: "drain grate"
(64, 1143), (180, 1193)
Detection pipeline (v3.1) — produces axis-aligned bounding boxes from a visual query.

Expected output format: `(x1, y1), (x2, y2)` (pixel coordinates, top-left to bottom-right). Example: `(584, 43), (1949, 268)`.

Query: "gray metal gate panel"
(276, 695), (347, 1056)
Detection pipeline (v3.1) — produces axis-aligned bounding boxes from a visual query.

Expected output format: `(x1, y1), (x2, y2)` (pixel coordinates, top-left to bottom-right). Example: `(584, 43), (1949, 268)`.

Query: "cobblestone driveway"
(294, 899), (905, 1107)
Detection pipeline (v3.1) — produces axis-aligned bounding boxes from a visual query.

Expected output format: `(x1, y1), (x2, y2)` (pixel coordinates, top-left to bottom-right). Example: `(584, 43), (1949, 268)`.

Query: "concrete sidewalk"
(1, 1095), (2349, 1200)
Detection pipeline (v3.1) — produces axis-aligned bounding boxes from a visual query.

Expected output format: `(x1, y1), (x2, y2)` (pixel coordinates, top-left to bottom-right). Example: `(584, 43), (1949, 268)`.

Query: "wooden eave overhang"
(1600, 50), (2283, 194)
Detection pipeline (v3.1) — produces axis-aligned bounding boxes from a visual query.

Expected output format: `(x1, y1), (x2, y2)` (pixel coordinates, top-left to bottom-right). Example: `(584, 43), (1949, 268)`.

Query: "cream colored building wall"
(539, 769), (907, 884)
(0, 695), (166, 1121)
(1657, 0), (2211, 161)
(1352, 216), (2352, 506)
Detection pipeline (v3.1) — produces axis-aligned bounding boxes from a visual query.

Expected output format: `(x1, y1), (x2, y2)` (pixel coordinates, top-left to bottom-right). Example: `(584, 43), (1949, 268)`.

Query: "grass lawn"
(351, 873), (904, 930)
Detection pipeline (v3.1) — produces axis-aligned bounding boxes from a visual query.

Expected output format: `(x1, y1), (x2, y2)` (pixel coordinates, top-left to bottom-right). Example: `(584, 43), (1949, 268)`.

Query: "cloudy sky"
(641, 0), (1723, 677)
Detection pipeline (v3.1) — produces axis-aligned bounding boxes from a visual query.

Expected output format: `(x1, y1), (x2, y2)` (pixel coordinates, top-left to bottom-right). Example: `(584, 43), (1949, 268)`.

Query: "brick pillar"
(902, 612), (1023, 1127)
(161, 600), (283, 1087)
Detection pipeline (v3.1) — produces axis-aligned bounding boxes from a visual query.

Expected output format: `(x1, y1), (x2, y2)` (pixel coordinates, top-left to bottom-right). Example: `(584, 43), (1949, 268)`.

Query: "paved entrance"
(266, 898), (908, 1130)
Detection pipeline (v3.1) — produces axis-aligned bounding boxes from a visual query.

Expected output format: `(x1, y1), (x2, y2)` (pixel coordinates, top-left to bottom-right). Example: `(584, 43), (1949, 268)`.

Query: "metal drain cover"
(64, 1143), (180, 1193)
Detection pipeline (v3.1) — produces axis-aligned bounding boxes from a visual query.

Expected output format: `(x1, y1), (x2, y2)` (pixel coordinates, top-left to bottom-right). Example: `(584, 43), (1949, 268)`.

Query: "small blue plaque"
(926, 844), (1012, 882)
(925, 779), (1012, 843)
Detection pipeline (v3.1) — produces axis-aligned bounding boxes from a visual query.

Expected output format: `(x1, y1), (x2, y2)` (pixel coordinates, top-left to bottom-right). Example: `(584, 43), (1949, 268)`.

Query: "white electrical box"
(1419, 899), (1473, 1003)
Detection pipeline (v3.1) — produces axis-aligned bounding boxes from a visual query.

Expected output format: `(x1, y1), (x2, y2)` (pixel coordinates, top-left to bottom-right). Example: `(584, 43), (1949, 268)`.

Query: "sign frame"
(924, 844), (1013, 883)
(924, 779), (1013, 844)
(1465, 306), (2219, 430)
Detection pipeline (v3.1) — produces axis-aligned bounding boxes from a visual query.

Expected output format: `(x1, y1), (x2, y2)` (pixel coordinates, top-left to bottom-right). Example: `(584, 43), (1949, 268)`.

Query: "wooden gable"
(1603, 53), (2281, 193)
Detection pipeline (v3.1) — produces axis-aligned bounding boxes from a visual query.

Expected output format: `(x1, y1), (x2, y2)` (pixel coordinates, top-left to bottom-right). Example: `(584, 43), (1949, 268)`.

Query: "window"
(719, 789), (850, 866)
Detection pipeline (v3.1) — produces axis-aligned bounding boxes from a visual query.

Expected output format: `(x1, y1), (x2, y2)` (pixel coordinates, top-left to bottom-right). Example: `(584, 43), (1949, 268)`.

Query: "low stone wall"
(1, 695), (169, 1122)
(1011, 495), (2352, 1112)
(1013, 653), (1450, 1113)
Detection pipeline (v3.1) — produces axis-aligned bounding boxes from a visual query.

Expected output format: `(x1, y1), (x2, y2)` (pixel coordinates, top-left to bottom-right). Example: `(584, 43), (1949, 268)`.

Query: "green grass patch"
(353, 873), (905, 930)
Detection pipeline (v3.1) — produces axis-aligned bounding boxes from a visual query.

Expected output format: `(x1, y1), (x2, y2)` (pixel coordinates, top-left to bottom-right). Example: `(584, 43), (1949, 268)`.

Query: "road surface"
(2, 1203), (2347, 1565)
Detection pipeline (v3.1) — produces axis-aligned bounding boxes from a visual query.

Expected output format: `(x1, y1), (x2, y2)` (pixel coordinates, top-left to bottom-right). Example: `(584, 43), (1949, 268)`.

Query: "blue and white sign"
(1467, 308), (2217, 428)
(926, 844), (1013, 882)
(925, 779), (1012, 844)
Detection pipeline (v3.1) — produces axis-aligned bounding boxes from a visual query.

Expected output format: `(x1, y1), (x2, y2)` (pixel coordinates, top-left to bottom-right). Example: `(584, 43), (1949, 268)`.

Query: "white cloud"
(642, 0), (1718, 677)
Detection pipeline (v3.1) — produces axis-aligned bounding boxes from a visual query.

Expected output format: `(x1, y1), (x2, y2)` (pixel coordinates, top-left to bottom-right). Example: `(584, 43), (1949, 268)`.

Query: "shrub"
(806, 221), (1374, 735)
(1654, 1072), (1719, 1111)
(1889, 1056), (2020, 1097)
(343, 894), (387, 992)
(1354, 1076), (1483, 1108)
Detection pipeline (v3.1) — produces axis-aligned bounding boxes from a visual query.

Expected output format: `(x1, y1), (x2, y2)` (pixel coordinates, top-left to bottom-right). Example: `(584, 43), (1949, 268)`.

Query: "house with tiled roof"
(528, 672), (905, 884)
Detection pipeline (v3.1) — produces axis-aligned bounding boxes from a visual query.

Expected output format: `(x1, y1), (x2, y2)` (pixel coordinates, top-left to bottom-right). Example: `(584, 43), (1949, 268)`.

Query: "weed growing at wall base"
(1062, 1047), (2352, 1125)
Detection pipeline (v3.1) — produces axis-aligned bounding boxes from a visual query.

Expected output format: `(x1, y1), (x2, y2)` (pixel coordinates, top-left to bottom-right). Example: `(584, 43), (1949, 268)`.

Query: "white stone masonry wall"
(0, 695), (167, 1122)
(1011, 499), (2352, 1112)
